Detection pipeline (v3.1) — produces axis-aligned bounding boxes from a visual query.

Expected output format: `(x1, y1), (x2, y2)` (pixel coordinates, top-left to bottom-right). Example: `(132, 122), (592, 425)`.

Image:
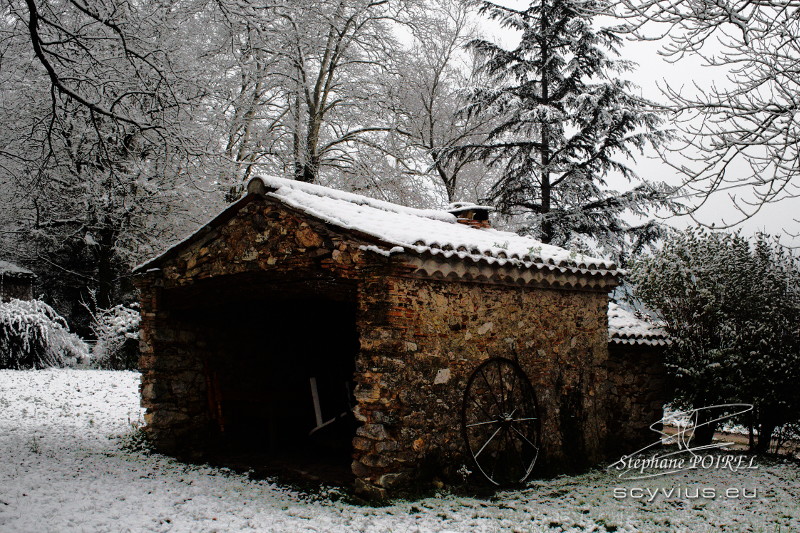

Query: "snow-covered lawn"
(1, 370), (798, 532)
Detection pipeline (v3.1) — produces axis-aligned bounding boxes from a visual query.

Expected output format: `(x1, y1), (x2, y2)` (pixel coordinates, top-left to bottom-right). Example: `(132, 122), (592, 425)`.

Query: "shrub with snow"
(0, 298), (88, 369)
(91, 304), (140, 370)
(631, 229), (800, 451)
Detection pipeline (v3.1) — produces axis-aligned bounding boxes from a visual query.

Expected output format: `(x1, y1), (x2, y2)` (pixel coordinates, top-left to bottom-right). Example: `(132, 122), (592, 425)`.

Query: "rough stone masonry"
(135, 178), (665, 499)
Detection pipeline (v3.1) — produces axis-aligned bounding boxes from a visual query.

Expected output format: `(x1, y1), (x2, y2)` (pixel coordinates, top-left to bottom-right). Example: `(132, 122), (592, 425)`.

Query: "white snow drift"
(1, 369), (798, 532)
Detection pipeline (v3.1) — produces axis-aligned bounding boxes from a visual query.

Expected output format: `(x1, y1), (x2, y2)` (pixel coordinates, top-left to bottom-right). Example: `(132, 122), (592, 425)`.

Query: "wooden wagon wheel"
(461, 357), (541, 486)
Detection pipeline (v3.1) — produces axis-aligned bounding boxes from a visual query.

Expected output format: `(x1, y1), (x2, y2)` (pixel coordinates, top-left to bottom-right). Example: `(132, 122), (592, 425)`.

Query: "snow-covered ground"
(1, 369), (798, 532)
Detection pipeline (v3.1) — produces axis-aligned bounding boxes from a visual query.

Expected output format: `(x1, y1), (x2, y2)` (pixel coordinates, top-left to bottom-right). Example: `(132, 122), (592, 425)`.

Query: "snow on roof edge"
(608, 302), (670, 346)
(0, 260), (35, 276)
(134, 175), (619, 280)
(256, 175), (457, 224)
(256, 176), (618, 276)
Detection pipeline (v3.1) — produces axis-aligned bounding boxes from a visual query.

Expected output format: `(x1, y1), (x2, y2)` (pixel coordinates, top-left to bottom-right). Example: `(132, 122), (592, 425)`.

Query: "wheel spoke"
(466, 419), (502, 428)
(510, 425), (529, 480)
(496, 362), (506, 414)
(503, 423), (520, 482)
(510, 423), (539, 451)
(479, 368), (503, 412)
(489, 426), (507, 481)
(511, 419), (537, 477)
(474, 425), (504, 459)
(469, 394), (496, 422)
(508, 426), (537, 481)
(507, 370), (517, 412)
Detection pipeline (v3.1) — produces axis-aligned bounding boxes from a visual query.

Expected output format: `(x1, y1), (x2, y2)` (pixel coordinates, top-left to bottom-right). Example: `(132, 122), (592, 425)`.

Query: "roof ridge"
(253, 176), (617, 274)
(256, 175), (456, 224)
(135, 175), (620, 280)
(0, 260), (34, 276)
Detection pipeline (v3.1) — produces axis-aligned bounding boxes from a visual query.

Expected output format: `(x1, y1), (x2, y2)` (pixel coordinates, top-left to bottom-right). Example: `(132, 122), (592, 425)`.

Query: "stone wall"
(604, 343), (667, 455)
(136, 198), (385, 453)
(136, 195), (656, 500)
(150, 197), (372, 290)
(137, 288), (213, 453)
(351, 274), (612, 497)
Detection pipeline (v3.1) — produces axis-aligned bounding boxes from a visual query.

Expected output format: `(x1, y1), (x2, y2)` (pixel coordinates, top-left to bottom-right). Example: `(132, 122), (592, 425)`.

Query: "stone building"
(134, 175), (666, 498)
(606, 302), (669, 453)
(0, 260), (36, 302)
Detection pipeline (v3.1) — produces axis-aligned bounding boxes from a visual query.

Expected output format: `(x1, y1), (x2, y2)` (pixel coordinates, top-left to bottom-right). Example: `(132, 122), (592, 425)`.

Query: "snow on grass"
(1, 369), (799, 532)
(663, 405), (753, 436)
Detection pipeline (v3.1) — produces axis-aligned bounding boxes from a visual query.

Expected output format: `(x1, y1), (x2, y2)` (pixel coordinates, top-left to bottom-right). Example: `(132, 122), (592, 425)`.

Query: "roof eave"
(0, 271), (36, 279)
(390, 251), (620, 292)
(609, 336), (671, 346)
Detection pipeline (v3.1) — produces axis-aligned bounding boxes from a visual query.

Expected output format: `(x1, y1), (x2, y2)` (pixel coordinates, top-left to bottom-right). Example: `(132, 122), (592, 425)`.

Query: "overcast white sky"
(622, 36), (800, 245)
(475, 1), (800, 246)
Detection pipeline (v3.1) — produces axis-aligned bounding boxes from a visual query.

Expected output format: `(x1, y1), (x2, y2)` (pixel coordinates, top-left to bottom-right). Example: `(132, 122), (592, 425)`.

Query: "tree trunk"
(538, 9), (553, 244)
(299, 152), (320, 184)
(691, 408), (716, 447)
(755, 421), (775, 454)
(95, 225), (117, 310)
(292, 76), (304, 182)
(300, 109), (322, 183)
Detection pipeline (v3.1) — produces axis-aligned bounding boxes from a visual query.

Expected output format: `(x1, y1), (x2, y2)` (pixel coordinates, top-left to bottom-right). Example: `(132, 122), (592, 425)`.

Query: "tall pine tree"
(465, 0), (673, 260)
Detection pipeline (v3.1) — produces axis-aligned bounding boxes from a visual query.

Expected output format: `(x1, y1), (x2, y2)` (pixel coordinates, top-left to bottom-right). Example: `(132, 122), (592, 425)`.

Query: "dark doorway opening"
(187, 288), (359, 487)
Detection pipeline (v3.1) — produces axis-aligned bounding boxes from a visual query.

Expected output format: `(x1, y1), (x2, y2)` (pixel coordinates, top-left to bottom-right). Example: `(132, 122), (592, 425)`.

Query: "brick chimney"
(446, 202), (493, 229)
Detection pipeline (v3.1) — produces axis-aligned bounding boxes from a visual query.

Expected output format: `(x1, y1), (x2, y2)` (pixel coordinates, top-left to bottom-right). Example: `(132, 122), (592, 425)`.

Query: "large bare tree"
(0, 0), (219, 326)
(207, 0), (411, 195)
(616, 0), (800, 227)
(391, 0), (498, 204)
(1, 0), (513, 329)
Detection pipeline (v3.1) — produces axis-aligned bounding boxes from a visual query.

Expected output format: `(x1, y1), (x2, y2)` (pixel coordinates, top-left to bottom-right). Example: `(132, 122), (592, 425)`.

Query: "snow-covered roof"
(608, 302), (669, 346)
(253, 176), (618, 278)
(0, 260), (34, 277)
(446, 201), (494, 213)
(136, 175), (619, 286)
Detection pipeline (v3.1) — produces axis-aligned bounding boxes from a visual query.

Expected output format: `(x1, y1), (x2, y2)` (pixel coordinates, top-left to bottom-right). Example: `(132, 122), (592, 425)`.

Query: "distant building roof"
(608, 302), (670, 346)
(0, 260), (34, 278)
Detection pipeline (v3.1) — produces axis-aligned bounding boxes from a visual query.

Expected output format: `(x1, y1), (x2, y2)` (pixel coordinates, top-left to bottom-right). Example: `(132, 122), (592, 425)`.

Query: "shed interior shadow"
(178, 290), (359, 486)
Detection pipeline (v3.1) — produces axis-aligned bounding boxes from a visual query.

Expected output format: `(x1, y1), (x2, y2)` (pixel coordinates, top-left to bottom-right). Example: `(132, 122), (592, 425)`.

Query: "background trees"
(10, 0), (792, 357)
(630, 229), (800, 451)
(1, 0), (496, 329)
(0, 0), (222, 332)
(616, 0), (800, 224)
(460, 0), (673, 260)
(389, 0), (497, 205)
(208, 0), (413, 198)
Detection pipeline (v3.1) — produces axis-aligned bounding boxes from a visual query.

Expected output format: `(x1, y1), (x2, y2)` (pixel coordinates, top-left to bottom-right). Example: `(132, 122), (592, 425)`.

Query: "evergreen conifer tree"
(466, 0), (673, 258)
